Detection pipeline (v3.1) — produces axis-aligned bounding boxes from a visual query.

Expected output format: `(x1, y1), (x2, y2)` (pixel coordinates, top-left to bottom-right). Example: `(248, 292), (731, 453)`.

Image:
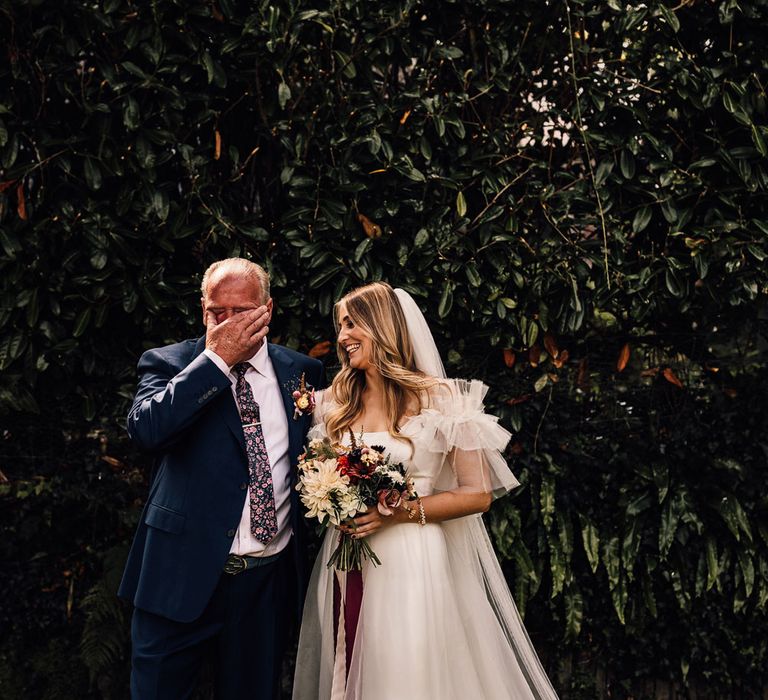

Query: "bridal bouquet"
(296, 433), (417, 571)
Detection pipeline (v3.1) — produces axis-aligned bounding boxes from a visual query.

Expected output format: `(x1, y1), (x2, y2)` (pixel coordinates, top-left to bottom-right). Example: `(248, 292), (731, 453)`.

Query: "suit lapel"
(268, 344), (303, 462)
(193, 336), (206, 358)
(194, 335), (247, 459)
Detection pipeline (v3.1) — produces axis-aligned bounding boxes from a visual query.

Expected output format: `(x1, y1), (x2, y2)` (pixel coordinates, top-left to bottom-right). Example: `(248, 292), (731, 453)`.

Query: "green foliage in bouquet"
(1, 0), (767, 696)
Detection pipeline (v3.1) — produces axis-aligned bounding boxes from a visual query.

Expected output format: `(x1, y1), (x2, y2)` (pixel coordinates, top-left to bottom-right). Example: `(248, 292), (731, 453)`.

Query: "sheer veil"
(393, 288), (446, 379)
(392, 287), (560, 699)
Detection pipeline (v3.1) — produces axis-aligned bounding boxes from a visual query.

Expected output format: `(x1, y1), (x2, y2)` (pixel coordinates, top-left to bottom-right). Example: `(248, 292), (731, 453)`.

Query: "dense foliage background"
(2, 0), (767, 697)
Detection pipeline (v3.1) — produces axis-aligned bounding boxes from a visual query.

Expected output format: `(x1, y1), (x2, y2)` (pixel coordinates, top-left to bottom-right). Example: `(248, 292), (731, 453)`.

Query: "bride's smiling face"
(336, 302), (373, 371)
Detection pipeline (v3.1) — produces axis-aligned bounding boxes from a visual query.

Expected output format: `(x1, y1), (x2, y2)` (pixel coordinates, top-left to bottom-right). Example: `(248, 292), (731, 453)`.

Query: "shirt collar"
(242, 340), (270, 376)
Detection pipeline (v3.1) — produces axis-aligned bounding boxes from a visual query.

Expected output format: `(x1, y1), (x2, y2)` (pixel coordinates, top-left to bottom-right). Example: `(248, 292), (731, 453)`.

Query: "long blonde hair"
(325, 282), (439, 444)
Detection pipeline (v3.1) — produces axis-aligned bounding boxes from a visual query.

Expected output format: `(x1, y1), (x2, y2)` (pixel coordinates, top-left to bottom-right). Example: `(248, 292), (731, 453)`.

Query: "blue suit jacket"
(118, 336), (325, 623)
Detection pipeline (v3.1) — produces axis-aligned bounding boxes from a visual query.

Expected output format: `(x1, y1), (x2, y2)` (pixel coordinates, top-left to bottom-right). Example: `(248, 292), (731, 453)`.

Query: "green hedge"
(1, 0), (767, 697)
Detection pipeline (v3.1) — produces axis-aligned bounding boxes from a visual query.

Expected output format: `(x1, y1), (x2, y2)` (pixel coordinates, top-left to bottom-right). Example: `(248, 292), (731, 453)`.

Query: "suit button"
(239, 483), (247, 491)
(227, 529), (235, 538)
(212, 386), (218, 393)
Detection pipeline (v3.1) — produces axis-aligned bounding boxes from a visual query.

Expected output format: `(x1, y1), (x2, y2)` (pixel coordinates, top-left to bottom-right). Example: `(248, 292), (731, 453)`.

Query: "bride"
(292, 282), (559, 700)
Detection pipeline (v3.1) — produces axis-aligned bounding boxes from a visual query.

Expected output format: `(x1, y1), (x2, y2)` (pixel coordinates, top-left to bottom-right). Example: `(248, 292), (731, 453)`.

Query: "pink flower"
(377, 488), (403, 516)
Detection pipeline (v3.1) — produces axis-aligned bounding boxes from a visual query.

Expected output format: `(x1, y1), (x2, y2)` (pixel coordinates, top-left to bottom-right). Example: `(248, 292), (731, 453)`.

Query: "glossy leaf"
(456, 191), (467, 217)
(579, 516), (600, 574)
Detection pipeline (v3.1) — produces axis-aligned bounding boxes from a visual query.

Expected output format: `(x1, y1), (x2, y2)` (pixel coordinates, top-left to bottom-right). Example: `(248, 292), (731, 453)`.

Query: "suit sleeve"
(126, 347), (233, 452)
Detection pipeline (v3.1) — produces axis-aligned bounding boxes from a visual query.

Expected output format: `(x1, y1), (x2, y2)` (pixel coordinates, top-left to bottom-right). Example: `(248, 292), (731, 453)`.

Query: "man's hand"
(205, 306), (271, 367)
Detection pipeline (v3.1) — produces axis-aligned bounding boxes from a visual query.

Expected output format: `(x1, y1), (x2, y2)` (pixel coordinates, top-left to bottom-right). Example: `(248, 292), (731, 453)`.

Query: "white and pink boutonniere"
(291, 372), (316, 420)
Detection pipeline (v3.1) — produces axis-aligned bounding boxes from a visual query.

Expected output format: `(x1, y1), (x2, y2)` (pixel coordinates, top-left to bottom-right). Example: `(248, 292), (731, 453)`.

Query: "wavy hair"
(325, 282), (439, 446)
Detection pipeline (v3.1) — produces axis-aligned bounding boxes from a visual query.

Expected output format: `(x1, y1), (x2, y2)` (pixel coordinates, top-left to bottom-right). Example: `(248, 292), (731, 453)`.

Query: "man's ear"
(201, 298), (207, 327)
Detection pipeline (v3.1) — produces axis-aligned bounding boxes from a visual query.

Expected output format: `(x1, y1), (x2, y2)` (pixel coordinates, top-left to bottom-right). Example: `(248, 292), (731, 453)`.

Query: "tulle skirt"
(293, 517), (560, 700)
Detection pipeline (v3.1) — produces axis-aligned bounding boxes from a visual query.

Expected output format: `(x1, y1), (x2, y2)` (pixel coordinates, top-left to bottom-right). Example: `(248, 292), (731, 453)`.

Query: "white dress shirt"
(203, 342), (292, 557)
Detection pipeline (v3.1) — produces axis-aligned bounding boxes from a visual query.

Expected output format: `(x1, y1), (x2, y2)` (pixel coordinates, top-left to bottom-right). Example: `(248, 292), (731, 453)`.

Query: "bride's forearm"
(407, 489), (492, 524)
(344, 489), (492, 538)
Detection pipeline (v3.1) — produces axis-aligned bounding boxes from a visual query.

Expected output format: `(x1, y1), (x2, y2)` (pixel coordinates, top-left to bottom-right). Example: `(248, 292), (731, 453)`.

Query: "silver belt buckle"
(224, 554), (248, 575)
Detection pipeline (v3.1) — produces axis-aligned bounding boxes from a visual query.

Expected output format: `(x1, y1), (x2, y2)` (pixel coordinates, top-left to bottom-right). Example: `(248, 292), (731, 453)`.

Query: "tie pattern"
(234, 363), (278, 544)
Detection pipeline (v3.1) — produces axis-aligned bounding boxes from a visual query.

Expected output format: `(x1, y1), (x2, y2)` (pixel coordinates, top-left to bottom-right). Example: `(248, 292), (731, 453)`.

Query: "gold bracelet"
(417, 497), (426, 527)
(402, 501), (416, 520)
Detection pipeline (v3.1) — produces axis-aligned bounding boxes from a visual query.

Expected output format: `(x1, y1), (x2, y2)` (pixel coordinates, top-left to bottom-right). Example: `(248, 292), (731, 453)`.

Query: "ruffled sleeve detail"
(402, 378), (520, 497)
(408, 379), (510, 454)
(307, 389), (332, 441)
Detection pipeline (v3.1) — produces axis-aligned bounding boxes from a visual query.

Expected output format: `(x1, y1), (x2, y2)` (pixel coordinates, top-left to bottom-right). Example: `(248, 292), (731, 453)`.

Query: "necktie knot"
(234, 364), (258, 422)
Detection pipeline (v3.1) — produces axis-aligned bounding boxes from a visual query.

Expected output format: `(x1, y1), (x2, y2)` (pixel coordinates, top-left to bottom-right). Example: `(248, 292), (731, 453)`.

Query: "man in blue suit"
(119, 258), (325, 699)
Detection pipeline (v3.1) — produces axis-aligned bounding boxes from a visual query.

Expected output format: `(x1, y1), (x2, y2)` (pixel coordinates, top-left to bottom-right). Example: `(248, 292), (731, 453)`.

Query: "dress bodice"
(308, 379), (520, 498)
(356, 430), (445, 497)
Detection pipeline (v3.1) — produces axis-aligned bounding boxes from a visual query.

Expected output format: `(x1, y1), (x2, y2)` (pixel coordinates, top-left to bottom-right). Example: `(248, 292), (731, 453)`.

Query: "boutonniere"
(290, 372), (316, 420)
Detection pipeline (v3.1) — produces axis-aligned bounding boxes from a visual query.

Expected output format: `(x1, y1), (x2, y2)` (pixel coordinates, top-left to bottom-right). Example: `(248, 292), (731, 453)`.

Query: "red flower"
(337, 455), (360, 483)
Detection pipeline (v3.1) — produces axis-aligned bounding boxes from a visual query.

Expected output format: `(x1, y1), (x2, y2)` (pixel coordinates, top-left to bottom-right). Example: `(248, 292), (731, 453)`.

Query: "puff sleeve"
(307, 389), (332, 441)
(404, 379), (520, 498)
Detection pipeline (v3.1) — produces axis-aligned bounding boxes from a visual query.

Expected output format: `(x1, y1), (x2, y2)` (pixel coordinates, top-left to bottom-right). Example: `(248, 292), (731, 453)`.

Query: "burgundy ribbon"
(333, 569), (364, 678)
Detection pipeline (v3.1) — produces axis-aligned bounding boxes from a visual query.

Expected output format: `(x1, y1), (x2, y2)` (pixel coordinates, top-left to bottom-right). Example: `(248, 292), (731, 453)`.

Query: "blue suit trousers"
(130, 549), (293, 700)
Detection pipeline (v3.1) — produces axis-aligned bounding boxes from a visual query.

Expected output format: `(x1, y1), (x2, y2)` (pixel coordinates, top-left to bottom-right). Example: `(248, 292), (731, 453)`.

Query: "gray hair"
(200, 258), (270, 303)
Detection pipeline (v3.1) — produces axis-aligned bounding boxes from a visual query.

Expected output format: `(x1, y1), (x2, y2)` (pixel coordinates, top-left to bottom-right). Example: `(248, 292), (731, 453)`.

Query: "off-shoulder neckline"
(350, 414), (423, 436)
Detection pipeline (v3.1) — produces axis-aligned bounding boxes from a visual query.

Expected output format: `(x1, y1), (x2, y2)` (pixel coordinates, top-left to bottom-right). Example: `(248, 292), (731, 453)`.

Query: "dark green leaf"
(580, 516), (600, 574)
(658, 4), (680, 32)
(84, 158), (102, 190)
(620, 151), (636, 180)
(72, 308), (92, 338)
(278, 82), (291, 109)
(438, 284), (453, 319)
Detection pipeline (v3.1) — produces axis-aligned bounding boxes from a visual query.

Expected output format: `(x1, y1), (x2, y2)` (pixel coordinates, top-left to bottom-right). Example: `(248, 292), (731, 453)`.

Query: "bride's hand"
(339, 506), (400, 538)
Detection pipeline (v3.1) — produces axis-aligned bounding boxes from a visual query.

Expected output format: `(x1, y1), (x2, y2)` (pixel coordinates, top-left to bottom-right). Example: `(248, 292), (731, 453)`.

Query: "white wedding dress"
(293, 380), (559, 700)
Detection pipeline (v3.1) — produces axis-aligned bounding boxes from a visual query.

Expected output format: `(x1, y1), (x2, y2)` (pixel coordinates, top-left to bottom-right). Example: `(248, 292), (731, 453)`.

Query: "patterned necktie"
(233, 363), (278, 544)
